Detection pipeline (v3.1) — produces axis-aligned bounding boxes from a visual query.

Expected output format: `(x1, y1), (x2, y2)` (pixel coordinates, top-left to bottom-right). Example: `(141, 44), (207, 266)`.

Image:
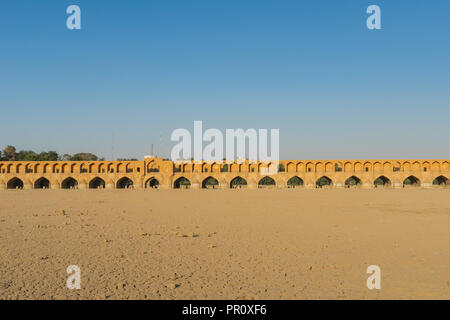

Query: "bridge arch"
(116, 177), (134, 189)
(7, 177), (24, 189)
(258, 176), (276, 188)
(145, 178), (159, 189)
(287, 176), (304, 188)
(433, 175), (449, 187)
(34, 177), (50, 189)
(374, 176), (391, 188)
(61, 177), (78, 189)
(202, 176), (219, 189)
(403, 176), (420, 187)
(345, 176), (362, 187)
(316, 176), (332, 188)
(89, 177), (105, 189)
(230, 176), (247, 189)
(174, 177), (191, 189)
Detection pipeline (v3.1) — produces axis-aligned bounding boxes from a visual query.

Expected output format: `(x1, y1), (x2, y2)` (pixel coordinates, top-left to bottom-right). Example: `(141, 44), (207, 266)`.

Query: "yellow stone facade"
(0, 158), (449, 190)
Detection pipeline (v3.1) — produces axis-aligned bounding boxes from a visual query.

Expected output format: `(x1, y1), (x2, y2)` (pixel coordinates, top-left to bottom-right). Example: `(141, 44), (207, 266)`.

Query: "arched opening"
(230, 176), (247, 189)
(7, 178), (24, 189)
(316, 176), (332, 188)
(374, 176), (391, 188)
(345, 176), (361, 188)
(146, 178), (159, 189)
(61, 177), (78, 189)
(117, 177), (134, 189)
(403, 176), (420, 187)
(433, 175), (449, 187)
(34, 177), (50, 189)
(89, 177), (105, 189)
(287, 176), (304, 188)
(258, 176), (276, 188)
(202, 176), (219, 189)
(174, 177), (191, 189)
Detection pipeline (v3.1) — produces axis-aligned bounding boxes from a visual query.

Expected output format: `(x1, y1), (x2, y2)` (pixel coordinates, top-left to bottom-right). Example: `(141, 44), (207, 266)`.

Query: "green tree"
(38, 151), (59, 161)
(17, 150), (39, 161)
(3, 145), (17, 161)
(70, 153), (98, 161)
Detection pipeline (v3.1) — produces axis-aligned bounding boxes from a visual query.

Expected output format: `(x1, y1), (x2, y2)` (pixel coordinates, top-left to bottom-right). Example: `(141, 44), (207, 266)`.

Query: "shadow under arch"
(202, 176), (219, 189)
(7, 177), (24, 189)
(258, 176), (276, 188)
(117, 177), (134, 189)
(145, 178), (159, 189)
(174, 177), (191, 189)
(34, 177), (50, 189)
(287, 176), (304, 188)
(433, 175), (449, 187)
(230, 176), (247, 189)
(89, 177), (105, 189)
(403, 176), (420, 187)
(61, 177), (78, 189)
(374, 176), (391, 188)
(316, 176), (332, 188)
(345, 176), (361, 188)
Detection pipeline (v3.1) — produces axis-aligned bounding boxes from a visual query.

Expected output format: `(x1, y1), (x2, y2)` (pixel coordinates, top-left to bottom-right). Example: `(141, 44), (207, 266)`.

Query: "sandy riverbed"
(0, 189), (449, 299)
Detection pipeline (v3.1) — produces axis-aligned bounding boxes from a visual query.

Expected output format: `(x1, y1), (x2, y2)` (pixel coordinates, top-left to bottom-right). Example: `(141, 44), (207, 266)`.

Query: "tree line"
(0, 145), (102, 161)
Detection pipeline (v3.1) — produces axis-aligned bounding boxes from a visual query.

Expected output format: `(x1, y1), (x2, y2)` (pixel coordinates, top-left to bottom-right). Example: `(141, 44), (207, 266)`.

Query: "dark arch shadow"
(89, 177), (105, 189)
(316, 176), (332, 188)
(287, 176), (304, 188)
(7, 177), (24, 189)
(145, 178), (159, 189)
(61, 177), (78, 189)
(433, 175), (449, 187)
(34, 177), (50, 189)
(230, 176), (247, 189)
(403, 176), (420, 187)
(345, 176), (361, 188)
(374, 176), (391, 188)
(174, 177), (191, 189)
(117, 177), (134, 189)
(202, 176), (219, 189)
(258, 176), (276, 188)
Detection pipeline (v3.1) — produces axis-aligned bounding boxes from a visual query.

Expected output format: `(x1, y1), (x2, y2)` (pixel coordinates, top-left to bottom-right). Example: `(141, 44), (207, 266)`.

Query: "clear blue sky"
(1, 0), (449, 160)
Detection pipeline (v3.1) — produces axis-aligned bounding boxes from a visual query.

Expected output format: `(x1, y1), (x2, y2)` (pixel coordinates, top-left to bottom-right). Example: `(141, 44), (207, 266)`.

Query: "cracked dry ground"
(0, 189), (449, 299)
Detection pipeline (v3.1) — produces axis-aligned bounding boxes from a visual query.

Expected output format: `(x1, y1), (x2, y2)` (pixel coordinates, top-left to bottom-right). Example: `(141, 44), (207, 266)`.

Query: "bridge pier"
(106, 183), (115, 190)
(78, 183), (87, 190)
(51, 184), (60, 190)
(24, 183), (32, 190)
(247, 182), (257, 189)
(219, 182), (228, 189)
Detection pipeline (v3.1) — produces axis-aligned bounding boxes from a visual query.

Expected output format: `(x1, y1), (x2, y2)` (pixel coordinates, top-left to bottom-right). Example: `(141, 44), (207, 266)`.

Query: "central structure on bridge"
(1, 158), (449, 190)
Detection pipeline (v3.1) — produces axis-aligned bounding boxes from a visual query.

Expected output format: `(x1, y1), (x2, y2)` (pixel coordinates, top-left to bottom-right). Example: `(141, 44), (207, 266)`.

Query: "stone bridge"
(1, 158), (449, 190)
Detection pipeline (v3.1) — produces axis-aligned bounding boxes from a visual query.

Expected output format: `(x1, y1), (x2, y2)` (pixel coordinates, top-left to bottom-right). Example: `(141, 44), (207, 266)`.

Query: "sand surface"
(0, 189), (449, 300)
